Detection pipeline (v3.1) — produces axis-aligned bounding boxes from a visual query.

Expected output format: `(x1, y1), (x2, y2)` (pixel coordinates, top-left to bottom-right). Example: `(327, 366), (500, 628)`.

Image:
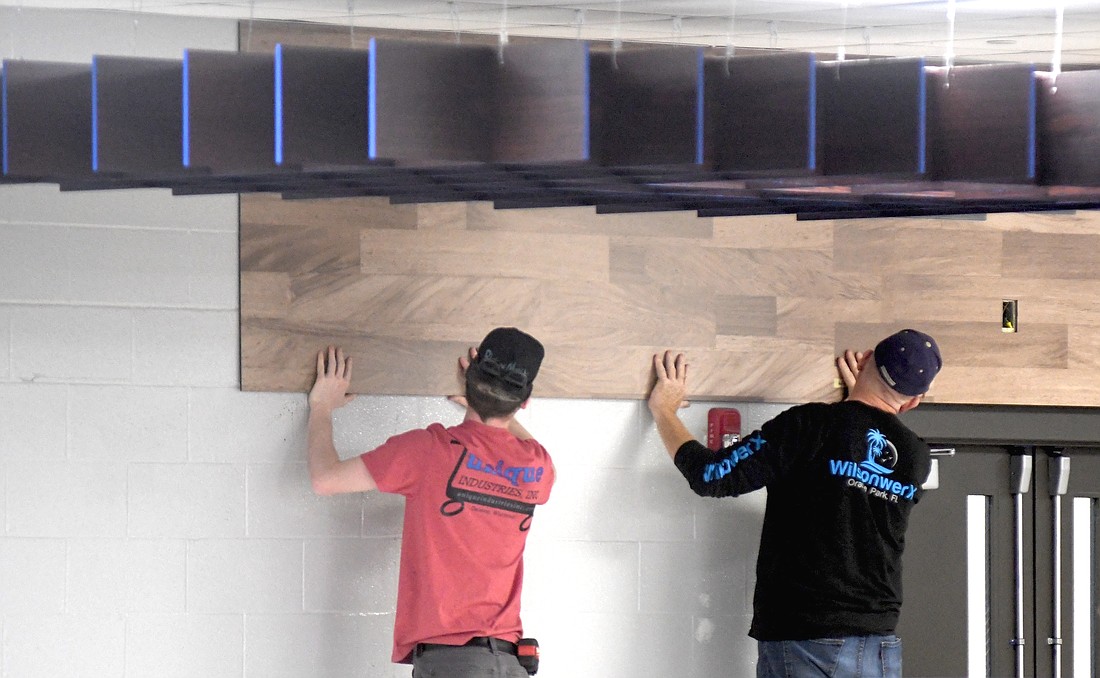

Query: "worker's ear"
(897, 394), (922, 414)
(520, 399), (529, 410)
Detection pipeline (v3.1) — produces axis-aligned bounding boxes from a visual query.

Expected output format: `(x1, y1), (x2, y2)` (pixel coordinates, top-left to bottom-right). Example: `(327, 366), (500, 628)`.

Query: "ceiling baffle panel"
(5, 30), (1100, 216)
(704, 51), (816, 173)
(1036, 69), (1100, 187)
(92, 56), (182, 175)
(926, 63), (1037, 184)
(588, 46), (704, 167)
(276, 44), (371, 168)
(817, 58), (927, 177)
(184, 49), (276, 174)
(1, 60), (92, 180)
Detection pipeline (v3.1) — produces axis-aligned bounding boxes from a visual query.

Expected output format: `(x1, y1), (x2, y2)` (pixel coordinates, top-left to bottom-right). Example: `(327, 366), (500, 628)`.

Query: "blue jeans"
(757, 635), (903, 678)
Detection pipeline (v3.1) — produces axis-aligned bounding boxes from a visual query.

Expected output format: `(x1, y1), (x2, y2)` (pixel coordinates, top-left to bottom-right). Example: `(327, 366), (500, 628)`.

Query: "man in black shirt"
(647, 329), (942, 678)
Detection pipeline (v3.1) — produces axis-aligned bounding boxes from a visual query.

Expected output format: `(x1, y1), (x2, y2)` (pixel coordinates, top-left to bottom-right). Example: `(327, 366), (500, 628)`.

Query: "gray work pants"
(411, 644), (528, 678)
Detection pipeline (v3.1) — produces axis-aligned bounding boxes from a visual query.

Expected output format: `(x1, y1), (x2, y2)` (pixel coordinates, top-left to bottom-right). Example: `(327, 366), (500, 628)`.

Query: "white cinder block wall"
(0, 8), (795, 677)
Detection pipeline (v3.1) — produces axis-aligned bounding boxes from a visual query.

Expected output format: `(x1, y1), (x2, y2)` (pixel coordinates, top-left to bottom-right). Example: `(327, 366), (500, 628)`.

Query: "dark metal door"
(898, 446), (1099, 678)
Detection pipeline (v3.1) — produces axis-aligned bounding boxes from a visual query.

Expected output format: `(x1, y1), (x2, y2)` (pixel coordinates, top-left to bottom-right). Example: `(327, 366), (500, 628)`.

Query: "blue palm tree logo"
(860, 429), (898, 475)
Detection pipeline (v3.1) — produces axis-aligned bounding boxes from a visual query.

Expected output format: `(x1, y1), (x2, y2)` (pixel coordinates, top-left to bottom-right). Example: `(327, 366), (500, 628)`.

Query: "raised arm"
(647, 349), (781, 498)
(307, 346), (377, 495)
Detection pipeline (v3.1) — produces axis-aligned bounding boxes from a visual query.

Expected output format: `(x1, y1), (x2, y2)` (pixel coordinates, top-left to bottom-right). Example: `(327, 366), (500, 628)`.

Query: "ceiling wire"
(130, 0), (142, 56)
(723, 0), (736, 75)
(450, 1), (462, 44)
(244, 0), (255, 51)
(347, 0), (356, 49)
(837, 0), (847, 61)
(9, 0), (22, 58)
(612, 0), (622, 69)
(1051, 3), (1064, 86)
(498, 0), (508, 64)
(945, 0), (956, 72)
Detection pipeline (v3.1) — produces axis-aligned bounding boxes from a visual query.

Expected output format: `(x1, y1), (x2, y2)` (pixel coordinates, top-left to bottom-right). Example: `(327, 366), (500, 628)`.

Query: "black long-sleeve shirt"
(674, 400), (931, 640)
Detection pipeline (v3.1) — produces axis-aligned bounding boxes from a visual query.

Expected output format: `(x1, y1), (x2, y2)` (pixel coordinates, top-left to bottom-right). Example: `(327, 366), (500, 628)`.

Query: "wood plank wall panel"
(239, 22), (1100, 408)
(241, 192), (1100, 407)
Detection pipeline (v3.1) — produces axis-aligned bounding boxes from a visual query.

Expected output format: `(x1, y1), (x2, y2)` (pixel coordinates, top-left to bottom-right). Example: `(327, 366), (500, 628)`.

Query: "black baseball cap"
(470, 327), (544, 398)
(874, 328), (942, 396)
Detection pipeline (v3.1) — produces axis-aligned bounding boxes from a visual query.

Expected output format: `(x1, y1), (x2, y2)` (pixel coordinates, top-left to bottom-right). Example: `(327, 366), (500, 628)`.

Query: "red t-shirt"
(361, 419), (555, 664)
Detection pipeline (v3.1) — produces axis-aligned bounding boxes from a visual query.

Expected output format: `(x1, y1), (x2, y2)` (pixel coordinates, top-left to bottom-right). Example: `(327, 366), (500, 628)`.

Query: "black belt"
(415, 636), (518, 656)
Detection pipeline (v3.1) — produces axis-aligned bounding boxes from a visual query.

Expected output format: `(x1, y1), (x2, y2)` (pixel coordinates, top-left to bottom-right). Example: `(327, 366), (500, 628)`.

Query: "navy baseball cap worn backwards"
(874, 329), (942, 396)
(471, 327), (544, 398)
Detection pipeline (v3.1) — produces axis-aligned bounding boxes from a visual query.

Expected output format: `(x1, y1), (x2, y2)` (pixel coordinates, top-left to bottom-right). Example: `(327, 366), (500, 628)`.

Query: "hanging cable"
(244, 0), (255, 52)
(347, 0), (356, 49)
(10, 0), (22, 59)
(945, 0), (956, 72)
(837, 0), (847, 61)
(498, 0), (508, 64)
(1051, 3), (1065, 86)
(723, 0), (736, 75)
(450, 1), (462, 44)
(612, 0), (623, 69)
(131, 0), (142, 56)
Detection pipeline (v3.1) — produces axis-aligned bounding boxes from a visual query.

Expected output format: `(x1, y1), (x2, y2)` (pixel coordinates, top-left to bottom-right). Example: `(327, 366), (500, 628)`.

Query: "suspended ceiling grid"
(2, 0), (1100, 66)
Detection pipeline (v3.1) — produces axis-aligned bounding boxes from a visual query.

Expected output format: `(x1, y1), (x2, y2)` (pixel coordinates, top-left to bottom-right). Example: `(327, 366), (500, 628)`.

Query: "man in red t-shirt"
(307, 328), (554, 678)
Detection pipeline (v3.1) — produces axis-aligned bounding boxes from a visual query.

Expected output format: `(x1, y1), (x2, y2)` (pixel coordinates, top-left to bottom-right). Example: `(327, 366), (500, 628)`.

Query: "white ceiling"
(2, 0), (1099, 66)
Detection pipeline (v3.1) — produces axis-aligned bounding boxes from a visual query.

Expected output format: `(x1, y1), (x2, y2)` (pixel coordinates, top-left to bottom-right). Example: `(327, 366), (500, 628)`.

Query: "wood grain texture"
(359, 230), (609, 281)
(1003, 232), (1100, 280)
(240, 22), (1100, 408)
(242, 191), (1100, 406)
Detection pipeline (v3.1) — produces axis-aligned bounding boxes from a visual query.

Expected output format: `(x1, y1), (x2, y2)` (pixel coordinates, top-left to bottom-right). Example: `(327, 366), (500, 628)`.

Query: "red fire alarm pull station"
(707, 408), (741, 450)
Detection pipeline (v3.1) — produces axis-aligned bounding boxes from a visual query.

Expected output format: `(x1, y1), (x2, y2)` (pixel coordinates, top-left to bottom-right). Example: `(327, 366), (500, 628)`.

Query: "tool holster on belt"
(517, 638), (539, 675)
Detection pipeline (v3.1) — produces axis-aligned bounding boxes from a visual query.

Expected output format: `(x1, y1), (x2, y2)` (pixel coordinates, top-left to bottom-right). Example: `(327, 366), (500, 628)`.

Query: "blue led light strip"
(182, 50), (191, 167)
(695, 48), (704, 165)
(1027, 67), (1036, 179)
(917, 59), (927, 174)
(582, 43), (590, 161)
(1, 64), (8, 175)
(274, 44), (284, 166)
(91, 57), (99, 172)
(368, 38), (377, 160)
(807, 55), (817, 171)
